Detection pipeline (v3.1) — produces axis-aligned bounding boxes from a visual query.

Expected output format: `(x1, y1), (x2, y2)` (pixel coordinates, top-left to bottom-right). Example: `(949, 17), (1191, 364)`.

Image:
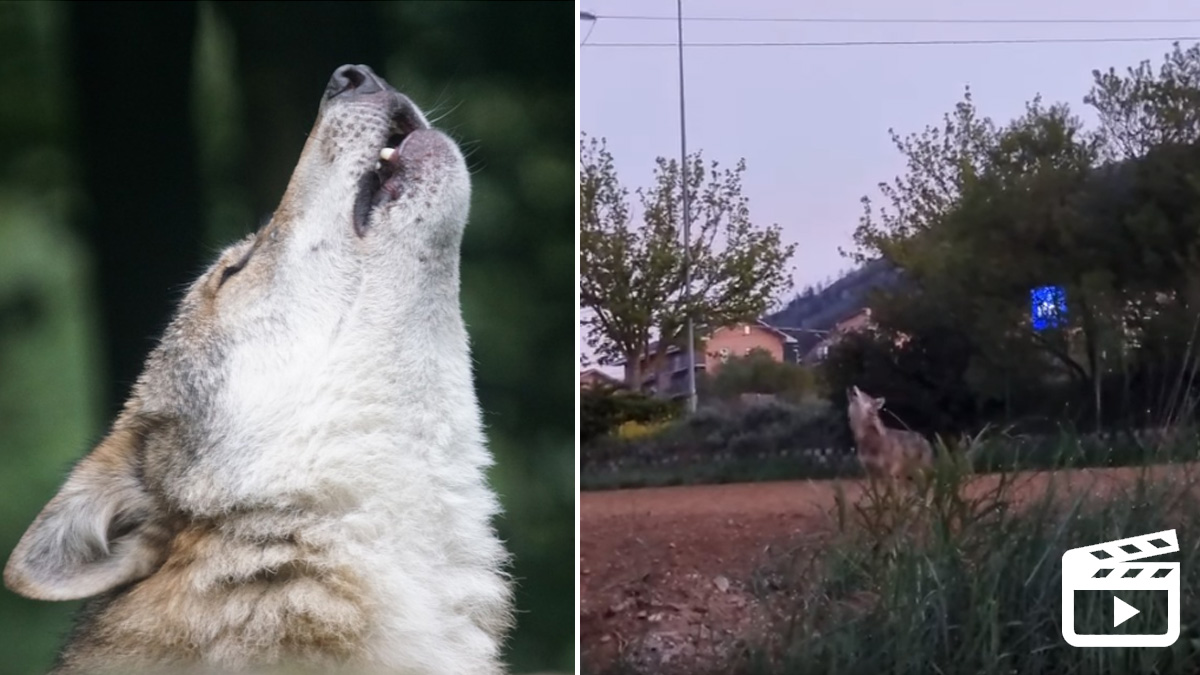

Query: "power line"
(590, 14), (1200, 25)
(584, 36), (1200, 49)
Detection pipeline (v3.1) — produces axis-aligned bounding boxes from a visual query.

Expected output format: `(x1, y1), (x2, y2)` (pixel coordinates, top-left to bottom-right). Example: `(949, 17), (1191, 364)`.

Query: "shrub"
(615, 419), (670, 441)
(579, 384), (678, 445)
(638, 398), (849, 459)
(579, 398), (860, 490)
(701, 348), (820, 403)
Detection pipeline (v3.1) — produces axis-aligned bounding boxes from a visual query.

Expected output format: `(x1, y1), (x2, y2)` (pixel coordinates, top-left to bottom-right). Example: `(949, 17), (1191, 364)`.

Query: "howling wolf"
(846, 385), (934, 484)
(4, 65), (513, 674)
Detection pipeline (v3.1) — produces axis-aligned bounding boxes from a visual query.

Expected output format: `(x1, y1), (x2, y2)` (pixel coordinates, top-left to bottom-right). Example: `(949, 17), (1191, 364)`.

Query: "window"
(743, 325), (751, 335)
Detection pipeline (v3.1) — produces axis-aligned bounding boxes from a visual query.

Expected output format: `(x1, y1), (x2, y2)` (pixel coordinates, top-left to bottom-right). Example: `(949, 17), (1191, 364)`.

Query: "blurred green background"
(0, 2), (573, 673)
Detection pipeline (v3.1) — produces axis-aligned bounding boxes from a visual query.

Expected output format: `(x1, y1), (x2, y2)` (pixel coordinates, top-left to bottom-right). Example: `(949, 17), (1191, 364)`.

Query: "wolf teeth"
(380, 147), (396, 161)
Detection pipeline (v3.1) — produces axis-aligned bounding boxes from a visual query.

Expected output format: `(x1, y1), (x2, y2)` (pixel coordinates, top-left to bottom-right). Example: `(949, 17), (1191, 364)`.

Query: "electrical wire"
(584, 36), (1200, 49)
(589, 14), (1200, 26)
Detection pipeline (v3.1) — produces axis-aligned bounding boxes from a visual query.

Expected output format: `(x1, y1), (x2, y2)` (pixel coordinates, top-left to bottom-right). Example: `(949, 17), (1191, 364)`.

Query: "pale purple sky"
(581, 0), (1200, 285)
(578, 0), (1200, 371)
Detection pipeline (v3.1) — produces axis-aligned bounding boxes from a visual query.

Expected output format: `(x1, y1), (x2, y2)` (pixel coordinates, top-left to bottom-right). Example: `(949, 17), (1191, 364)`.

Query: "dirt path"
(580, 465), (1196, 674)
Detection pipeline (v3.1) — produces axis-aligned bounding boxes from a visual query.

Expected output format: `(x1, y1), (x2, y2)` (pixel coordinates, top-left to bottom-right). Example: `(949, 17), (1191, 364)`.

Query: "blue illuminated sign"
(1031, 285), (1067, 331)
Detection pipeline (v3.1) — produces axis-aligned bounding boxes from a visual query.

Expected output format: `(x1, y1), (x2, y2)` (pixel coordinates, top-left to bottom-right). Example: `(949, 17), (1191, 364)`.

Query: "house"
(629, 320), (800, 397)
(705, 321), (801, 369)
(615, 261), (907, 397)
(766, 259), (905, 364)
(579, 368), (622, 390)
(624, 338), (699, 397)
(797, 307), (874, 364)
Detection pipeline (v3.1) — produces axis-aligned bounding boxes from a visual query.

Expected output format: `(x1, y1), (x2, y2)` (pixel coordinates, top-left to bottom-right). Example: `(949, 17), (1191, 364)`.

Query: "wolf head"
(846, 385), (886, 430)
(4, 65), (491, 604)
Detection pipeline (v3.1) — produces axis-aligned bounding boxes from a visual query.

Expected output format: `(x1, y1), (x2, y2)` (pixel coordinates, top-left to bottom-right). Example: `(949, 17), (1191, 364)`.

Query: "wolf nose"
(325, 64), (385, 100)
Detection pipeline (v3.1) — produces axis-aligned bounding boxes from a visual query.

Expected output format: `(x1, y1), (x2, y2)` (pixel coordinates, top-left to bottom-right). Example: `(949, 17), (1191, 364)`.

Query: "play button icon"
(1114, 596), (1140, 627)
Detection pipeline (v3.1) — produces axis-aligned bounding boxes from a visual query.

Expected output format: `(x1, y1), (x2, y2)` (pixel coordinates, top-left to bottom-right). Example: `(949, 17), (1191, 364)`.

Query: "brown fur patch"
(54, 517), (370, 674)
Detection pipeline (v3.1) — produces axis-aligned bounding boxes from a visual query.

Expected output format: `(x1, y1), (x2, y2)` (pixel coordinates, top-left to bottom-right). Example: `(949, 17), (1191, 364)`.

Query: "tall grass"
(752, 439), (1200, 675)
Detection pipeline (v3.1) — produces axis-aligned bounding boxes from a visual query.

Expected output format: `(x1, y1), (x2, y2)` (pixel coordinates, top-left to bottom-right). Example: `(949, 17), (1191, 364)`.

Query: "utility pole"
(677, 0), (698, 414)
(581, 4), (698, 411)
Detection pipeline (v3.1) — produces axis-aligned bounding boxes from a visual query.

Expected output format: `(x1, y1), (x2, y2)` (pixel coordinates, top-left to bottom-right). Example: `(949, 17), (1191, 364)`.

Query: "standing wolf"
(846, 385), (933, 485)
(3, 65), (513, 674)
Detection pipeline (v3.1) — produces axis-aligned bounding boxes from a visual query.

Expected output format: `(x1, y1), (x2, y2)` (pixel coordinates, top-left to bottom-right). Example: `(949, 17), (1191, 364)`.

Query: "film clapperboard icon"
(1061, 529), (1180, 647)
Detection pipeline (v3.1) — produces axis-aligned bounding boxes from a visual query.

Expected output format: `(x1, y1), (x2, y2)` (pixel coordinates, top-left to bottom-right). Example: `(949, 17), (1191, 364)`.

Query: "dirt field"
(579, 465), (1194, 674)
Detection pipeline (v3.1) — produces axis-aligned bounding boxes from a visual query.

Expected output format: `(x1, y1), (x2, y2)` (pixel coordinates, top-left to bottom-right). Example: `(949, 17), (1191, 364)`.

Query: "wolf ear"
(3, 423), (166, 601)
(874, 396), (886, 408)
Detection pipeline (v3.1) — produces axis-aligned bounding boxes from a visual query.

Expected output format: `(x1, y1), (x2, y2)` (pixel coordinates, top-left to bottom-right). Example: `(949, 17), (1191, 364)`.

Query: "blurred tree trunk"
(217, 1), (386, 216)
(68, 3), (202, 416)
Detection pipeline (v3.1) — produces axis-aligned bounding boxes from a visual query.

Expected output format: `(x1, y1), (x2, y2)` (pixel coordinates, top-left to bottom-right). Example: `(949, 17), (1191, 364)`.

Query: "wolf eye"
(217, 262), (243, 288)
(215, 236), (257, 290)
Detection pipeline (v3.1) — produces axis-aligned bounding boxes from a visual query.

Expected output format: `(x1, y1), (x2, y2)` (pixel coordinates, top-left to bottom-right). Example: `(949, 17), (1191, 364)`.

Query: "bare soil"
(579, 465), (1196, 674)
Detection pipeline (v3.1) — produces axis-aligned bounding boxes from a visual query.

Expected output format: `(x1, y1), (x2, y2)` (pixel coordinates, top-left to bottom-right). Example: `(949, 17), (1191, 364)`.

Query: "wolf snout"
(325, 64), (389, 101)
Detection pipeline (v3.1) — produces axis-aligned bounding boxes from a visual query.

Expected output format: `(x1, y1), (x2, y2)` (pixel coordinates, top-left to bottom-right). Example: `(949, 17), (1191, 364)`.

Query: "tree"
(847, 86), (998, 266)
(820, 321), (978, 436)
(848, 52), (1200, 431)
(579, 134), (797, 387)
(847, 89), (1138, 426)
(1087, 42), (1200, 161)
(1085, 43), (1200, 425)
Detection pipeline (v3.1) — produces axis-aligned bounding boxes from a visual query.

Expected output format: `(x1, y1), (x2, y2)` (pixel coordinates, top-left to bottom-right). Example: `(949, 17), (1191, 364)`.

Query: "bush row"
(580, 397), (1200, 490)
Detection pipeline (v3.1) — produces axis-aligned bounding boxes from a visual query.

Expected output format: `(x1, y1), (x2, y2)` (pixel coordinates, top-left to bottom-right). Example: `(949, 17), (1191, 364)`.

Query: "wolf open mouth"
(351, 98), (427, 237)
